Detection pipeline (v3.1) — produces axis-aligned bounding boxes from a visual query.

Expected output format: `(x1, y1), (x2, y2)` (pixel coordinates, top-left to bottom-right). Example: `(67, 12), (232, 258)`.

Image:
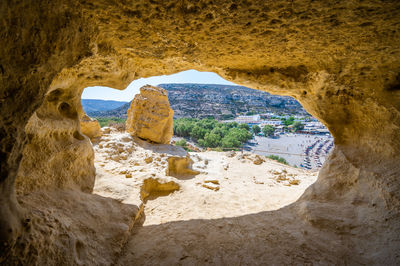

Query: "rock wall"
(1, 0), (400, 264)
(126, 85), (174, 144)
(16, 88), (95, 195)
(0, 0), (94, 251)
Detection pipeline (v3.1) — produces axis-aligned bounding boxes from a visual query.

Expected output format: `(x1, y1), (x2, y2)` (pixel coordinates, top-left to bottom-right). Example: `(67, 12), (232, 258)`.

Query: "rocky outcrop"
(16, 89), (96, 195)
(126, 85), (173, 144)
(80, 114), (101, 141)
(1, 0), (400, 264)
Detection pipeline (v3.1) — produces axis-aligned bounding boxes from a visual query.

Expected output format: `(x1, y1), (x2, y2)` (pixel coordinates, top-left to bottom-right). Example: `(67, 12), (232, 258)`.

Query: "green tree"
(203, 132), (222, 147)
(262, 125), (275, 137)
(173, 118), (253, 150)
(173, 118), (196, 137)
(239, 123), (250, 131)
(252, 125), (261, 134)
(226, 128), (252, 142)
(211, 127), (228, 138)
(293, 121), (304, 132)
(175, 139), (187, 147)
(281, 116), (295, 126)
(190, 125), (208, 140)
(221, 135), (241, 148)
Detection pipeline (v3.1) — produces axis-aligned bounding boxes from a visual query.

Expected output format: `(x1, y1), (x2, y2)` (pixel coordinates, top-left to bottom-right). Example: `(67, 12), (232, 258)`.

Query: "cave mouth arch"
(4, 62), (400, 265)
(74, 70), (335, 227)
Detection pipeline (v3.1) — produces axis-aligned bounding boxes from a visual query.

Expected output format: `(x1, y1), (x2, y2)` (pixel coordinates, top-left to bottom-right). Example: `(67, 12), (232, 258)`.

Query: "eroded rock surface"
(126, 85), (173, 144)
(16, 89), (95, 195)
(80, 114), (102, 141)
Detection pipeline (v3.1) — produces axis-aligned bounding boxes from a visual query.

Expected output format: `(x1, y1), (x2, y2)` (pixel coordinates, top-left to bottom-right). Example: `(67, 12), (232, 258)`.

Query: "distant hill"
(81, 99), (128, 114)
(85, 83), (307, 119)
(87, 102), (131, 118)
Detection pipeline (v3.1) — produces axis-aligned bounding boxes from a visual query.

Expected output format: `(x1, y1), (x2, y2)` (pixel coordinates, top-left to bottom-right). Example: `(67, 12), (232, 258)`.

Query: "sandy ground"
(93, 129), (318, 226)
(91, 128), (322, 264)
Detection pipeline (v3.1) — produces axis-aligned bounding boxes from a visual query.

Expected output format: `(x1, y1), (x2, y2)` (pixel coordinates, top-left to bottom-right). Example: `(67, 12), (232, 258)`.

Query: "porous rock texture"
(15, 89), (96, 195)
(1, 0), (400, 264)
(80, 114), (102, 141)
(126, 85), (174, 144)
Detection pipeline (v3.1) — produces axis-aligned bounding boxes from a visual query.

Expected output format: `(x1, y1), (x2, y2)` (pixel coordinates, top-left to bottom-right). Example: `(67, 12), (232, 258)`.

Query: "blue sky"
(81, 69), (236, 102)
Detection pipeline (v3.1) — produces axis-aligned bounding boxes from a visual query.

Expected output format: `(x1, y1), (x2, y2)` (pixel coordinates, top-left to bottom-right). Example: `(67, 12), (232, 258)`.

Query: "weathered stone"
(15, 89), (95, 195)
(253, 155), (265, 165)
(166, 155), (200, 177)
(144, 157), (153, 164)
(126, 85), (173, 144)
(140, 178), (180, 202)
(80, 114), (101, 141)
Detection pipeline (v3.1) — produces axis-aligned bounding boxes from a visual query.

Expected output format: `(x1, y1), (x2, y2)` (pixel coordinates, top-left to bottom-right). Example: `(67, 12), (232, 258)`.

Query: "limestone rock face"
(126, 85), (173, 144)
(16, 89), (96, 195)
(80, 114), (102, 141)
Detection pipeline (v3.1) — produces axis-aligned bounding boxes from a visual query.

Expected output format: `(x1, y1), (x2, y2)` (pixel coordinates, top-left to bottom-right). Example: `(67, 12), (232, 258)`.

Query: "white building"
(234, 115), (261, 124)
(262, 120), (283, 126)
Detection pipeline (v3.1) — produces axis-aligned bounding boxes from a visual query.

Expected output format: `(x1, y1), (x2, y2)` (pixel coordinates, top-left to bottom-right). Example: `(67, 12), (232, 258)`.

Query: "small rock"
(202, 183), (220, 191)
(204, 179), (219, 185)
(144, 157), (153, 164)
(253, 155), (265, 165)
(227, 151), (236, 158)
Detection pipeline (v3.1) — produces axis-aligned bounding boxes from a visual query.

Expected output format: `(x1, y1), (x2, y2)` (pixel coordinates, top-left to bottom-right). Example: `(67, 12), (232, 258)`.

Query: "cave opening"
(75, 69), (335, 227)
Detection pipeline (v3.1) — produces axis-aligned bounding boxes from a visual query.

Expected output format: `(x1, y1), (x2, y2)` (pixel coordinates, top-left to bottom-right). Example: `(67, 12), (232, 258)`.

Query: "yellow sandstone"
(80, 114), (102, 141)
(126, 85), (173, 144)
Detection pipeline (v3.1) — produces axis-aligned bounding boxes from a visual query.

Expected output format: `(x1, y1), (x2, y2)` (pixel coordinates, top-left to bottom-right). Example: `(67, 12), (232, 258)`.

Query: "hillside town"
(230, 113), (330, 135)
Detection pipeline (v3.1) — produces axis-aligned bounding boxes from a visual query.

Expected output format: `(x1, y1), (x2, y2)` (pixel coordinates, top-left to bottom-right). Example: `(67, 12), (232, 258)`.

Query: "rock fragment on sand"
(253, 155), (265, 165)
(204, 178), (220, 185)
(166, 155), (200, 177)
(202, 183), (220, 191)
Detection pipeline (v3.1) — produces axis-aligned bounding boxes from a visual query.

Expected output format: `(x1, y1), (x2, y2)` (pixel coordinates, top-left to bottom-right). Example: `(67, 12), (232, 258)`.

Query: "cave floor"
(92, 128), (323, 264)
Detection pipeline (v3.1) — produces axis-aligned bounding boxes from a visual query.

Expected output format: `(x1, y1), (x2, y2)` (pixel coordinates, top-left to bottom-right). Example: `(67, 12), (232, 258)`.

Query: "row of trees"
(251, 121), (304, 137)
(173, 117), (305, 149)
(173, 118), (253, 149)
(251, 124), (275, 136)
(282, 116), (305, 131)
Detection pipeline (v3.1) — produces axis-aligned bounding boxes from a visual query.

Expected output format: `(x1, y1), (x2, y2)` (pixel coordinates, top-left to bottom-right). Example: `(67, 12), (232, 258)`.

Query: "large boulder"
(126, 85), (173, 144)
(80, 114), (102, 141)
